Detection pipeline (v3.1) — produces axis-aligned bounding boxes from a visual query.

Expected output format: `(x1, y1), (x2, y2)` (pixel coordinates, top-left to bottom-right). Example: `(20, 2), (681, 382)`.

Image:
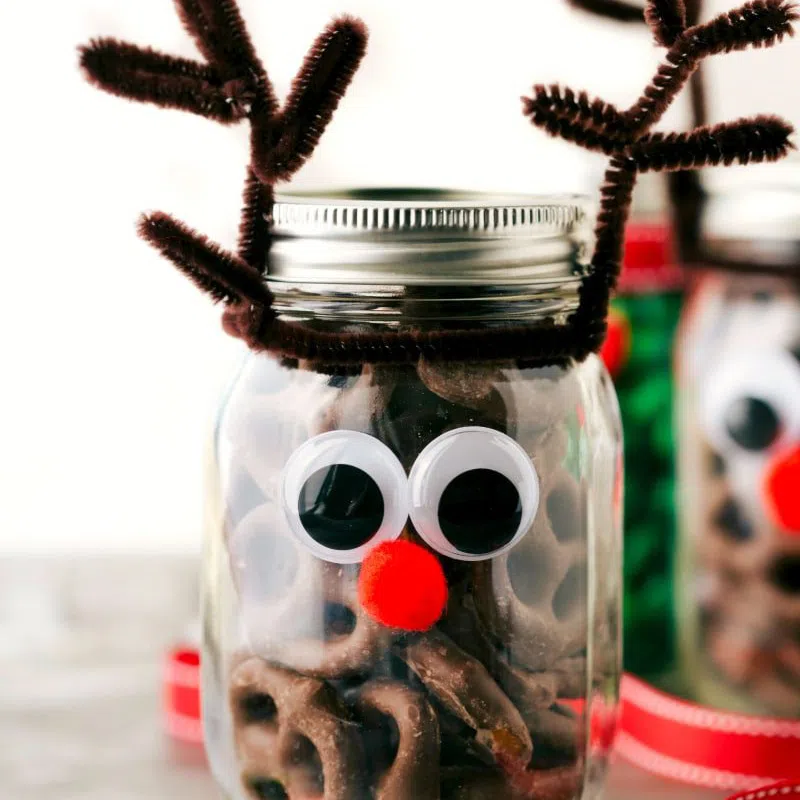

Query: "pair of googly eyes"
(702, 350), (800, 456)
(281, 427), (540, 565)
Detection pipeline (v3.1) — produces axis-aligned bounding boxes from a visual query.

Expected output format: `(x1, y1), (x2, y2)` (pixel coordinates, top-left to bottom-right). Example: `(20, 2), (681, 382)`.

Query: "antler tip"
(644, 0), (688, 48)
(254, 12), (371, 185)
(137, 211), (172, 241)
(330, 13), (370, 39)
(77, 37), (107, 76)
(323, 13), (370, 57)
(694, 0), (799, 57)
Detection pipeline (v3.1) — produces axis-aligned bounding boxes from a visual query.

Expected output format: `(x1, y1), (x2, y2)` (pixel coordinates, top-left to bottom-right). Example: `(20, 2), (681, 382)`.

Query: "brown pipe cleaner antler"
(80, 0), (795, 367)
(565, 0), (717, 259)
(525, 0), (796, 348)
(80, 1), (368, 311)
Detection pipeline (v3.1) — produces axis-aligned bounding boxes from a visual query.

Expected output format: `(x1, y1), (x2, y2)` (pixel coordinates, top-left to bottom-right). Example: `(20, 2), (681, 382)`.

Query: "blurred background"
(2, 0), (799, 557)
(3, 2), (800, 798)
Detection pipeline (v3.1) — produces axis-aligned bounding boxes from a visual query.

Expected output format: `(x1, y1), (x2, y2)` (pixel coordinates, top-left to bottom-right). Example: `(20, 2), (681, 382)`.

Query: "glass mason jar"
(676, 179), (800, 718)
(202, 191), (623, 799)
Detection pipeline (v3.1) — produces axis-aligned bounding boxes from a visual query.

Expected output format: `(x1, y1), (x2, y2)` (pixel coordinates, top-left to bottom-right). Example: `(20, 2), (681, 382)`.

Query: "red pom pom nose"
(764, 445), (800, 535)
(358, 540), (448, 632)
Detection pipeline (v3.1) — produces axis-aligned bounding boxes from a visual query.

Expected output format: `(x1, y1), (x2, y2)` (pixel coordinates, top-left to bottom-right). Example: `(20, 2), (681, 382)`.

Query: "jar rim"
(268, 187), (591, 287)
(273, 187), (588, 237)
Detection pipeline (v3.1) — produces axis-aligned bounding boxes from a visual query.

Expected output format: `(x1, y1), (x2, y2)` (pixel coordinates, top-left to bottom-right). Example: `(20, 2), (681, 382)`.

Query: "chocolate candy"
(351, 680), (439, 800)
(400, 630), (533, 768)
(230, 659), (366, 800)
(417, 358), (503, 409)
(439, 767), (515, 799)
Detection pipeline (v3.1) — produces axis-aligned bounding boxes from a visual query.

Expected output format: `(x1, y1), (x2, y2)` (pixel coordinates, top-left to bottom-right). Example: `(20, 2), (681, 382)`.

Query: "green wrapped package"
(603, 221), (684, 679)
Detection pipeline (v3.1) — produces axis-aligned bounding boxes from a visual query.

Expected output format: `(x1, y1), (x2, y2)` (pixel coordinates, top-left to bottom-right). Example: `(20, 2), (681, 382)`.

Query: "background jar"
(599, 172), (685, 682)
(676, 174), (800, 718)
(202, 191), (623, 800)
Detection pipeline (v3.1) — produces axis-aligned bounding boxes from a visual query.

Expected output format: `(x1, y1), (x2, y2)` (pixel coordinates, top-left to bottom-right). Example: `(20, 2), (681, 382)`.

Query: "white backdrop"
(0, 0), (797, 553)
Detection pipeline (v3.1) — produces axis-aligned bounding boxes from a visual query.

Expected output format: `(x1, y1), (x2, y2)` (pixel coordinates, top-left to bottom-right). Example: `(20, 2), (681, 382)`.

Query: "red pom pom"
(358, 540), (448, 632)
(600, 308), (631, 380)
(765, 446), (800, 535)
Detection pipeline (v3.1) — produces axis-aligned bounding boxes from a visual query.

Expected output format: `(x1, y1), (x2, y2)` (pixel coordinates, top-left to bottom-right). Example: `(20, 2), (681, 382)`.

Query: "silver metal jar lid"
(268, 189), (590, 286)
(700, 161), (800, 268)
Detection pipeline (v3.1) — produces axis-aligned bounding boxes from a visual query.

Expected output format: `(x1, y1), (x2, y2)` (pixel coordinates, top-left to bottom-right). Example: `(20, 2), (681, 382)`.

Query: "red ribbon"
(726, 783), (800, 800)
(164, 647), (203, 745)
(618, 675), (800, 795)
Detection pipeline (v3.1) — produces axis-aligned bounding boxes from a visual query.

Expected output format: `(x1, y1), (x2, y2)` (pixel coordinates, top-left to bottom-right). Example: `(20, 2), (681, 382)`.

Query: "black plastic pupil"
(770, 556), (800, 595)
(714, 498), (754, 543)
(724, 396), (781, 451)
(298, 464), (384, 551)
(248, 779), (288, 800)
(438, 469), (522, 555)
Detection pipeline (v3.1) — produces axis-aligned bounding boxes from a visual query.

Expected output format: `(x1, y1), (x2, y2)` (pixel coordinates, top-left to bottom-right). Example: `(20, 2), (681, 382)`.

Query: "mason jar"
(676, 177), (800, 718)
(202, 191), (623, 800)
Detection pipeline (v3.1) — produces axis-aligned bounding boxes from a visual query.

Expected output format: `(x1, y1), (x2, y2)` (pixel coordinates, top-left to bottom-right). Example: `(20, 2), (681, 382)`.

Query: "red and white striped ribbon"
(618, 674), (800, 798)
(164, 647), (203, 745)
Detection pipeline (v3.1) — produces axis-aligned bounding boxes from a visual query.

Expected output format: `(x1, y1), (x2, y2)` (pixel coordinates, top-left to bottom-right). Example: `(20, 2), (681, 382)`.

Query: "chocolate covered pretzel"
(698, 434), (800, 714)
(439, 592), (581, 761)
(416, 358), (506, 410)
(351, 680), (440, 800)
(231, 506), (390, 678)
(230, 658), (366, 800)
(440, 767), (517, 799)
(473, 465), (588, 672)
(400, 630), (533, 768)
(443, 591), (585, 706)
(469, 390), (585, 675)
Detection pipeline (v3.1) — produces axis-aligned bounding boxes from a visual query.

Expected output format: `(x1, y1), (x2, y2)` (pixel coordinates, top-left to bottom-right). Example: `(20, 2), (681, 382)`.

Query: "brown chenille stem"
(80, 0), (368, 340)
(525, 0), (797, 343)
(631, 116), (795, 170)
(174, 0), (269, 95)
(139, 212), (270, 306)
(684, 0), (702, 24)
(625, 41), (701, 136)
(521, 96), (621, 154)
(566, 0), (710, 264)
(253, 17), (369, 184)
(627, 1), (797, 136)
(646, 0), (688, 45)
(526, 85), (630, 140)
(79, 39), (244, 123)
(237, 168), (274, 270)
(591, 158), (639, 295)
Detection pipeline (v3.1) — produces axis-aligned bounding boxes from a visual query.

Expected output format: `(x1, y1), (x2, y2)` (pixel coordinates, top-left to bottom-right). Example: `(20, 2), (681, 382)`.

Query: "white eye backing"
(701, 350), (800, 455)
(281, 431), (408, 564)
(408, 426), (540, 562)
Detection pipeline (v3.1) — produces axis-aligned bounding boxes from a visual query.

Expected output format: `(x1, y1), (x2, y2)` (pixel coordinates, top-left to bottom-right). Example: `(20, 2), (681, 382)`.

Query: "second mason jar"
(203, 191), (623, 800)
(677, 174), (800, 718)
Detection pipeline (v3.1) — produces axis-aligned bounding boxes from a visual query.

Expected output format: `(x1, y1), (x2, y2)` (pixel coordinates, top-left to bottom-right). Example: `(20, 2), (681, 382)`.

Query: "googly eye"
(701, 350), (800, 455)
(408, 426), (540, 561)
(281, 431), (408, 564)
